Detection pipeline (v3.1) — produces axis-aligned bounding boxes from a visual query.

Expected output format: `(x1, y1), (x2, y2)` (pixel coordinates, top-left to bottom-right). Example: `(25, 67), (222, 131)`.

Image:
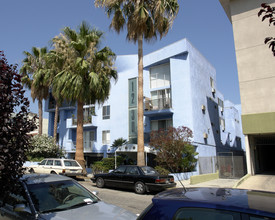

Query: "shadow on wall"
(206, 96), (245, 156)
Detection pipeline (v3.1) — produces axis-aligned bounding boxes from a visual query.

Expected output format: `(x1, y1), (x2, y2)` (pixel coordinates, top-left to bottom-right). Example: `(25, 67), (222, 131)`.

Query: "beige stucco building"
(219, 0), (275, 175)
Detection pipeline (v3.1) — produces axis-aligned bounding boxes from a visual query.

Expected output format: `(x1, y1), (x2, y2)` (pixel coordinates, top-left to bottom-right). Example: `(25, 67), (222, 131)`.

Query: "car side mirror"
(14, 204), (32, 214)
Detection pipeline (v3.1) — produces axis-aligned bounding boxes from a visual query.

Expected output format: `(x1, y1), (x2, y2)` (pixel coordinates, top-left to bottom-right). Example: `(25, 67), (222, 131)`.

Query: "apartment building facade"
(45, 38), (244, 174)
(219, 0), (275, 175)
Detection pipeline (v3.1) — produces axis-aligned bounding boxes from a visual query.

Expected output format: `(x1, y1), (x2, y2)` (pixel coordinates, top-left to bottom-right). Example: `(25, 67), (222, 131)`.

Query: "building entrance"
(254, 135), (275, 174)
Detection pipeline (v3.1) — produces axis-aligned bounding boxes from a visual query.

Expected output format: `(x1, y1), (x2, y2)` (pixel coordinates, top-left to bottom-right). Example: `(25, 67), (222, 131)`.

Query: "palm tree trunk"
(38, 99), (43, 135)
(137, 34), (145, 166)
(53, 103), (59, 143)
(75, 100), (86, 173)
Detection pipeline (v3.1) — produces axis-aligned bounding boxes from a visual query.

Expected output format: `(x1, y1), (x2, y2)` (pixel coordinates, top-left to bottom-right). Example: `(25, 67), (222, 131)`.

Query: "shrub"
(27, 135), (64, 160)
(91, 156), (124, 174)
(154, 166), (170, 175)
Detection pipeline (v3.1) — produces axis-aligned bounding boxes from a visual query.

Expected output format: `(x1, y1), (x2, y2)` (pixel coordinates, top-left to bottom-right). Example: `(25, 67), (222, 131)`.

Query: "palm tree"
(52, 21), (117, 169)
(95, 0), (179, 166)
(20, 47), (49, 135)
(112, 138), (128, 168)
(44, 50), (66, 143)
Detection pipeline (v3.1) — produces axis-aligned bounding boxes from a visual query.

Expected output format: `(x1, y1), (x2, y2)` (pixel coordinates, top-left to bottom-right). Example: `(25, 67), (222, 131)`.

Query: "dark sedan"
(91, 165), (176, 194)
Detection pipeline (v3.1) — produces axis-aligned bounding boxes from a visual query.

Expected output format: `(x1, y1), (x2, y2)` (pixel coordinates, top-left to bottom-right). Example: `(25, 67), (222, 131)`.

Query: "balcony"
(70, 141), (94, 152)
(144, 98), (173, 117)
(48, 99), (75, 111)
(72, 115), (92, 125)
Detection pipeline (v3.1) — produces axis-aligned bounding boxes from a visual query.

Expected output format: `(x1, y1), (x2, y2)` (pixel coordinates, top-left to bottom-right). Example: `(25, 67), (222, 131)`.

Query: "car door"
(53, 159), (63, 174)
(105, 166), (126, 187)
(123, 166), (140, 189)
(35, 159), (47, 173)
(44, 159), (54, 174)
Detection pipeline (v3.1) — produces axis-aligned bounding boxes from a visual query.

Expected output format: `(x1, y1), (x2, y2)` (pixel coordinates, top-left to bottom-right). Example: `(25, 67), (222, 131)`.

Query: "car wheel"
(96, 177), (105, 188)
(135, 181), (146, 194)
(50, 171), (57, 174)
(29, 168), (34, 173)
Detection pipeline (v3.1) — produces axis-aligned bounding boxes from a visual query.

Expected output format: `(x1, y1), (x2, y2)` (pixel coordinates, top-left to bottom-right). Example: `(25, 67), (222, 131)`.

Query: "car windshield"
(64, 160), (80, 167)
(26, 180), (98, 213)
(140, 166), (159, 175)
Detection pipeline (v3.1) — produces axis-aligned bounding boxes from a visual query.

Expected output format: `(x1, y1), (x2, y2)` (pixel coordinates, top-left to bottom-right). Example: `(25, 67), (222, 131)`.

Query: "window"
(218, 98), (224, 108)
(126, 166), (139, 175)
(46, 160), (53, 166)
(102, 105), (110, 120)
(151, 119), (173, 131)
(114, 166), (126, 174)
(173, 208), (240, 220)
(102, 130), (110, 145)
(83, 107), (95, 124)
(54, 160), (62, 166)
(64, 160), (80, 167)
(151, 89), (171, 110)
(210, 77), (214, 88)
(220, 117), (225, 131)
(150, 64), (170, 89)
(40, 160), (47, 165)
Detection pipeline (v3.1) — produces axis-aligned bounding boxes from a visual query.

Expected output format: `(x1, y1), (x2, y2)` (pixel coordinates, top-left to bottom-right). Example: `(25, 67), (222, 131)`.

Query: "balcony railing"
(72, 116), (92, 125)
(71, 141), (94, 152)
(48, 100), (75, 110)
(144, 98), (172, 111)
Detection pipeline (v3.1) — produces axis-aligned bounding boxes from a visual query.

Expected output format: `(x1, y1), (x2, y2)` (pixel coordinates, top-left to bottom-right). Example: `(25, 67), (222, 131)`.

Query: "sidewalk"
(174, 178), (240, 189)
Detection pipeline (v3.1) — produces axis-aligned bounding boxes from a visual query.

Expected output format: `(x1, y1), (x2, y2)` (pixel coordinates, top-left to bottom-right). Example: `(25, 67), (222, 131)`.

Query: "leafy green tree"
(150, 126), (198, 173)
(27, 135), (64, 160)
(95, 0), (179, 166)
(258, 3), (275, 56)
(51, 21), (117, 169)
(20, 47), (49, 135)
(0, 51), (37, 201)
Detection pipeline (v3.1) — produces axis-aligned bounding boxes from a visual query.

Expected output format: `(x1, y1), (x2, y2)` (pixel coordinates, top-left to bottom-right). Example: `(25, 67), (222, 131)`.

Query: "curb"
(233, 174), (251, 188)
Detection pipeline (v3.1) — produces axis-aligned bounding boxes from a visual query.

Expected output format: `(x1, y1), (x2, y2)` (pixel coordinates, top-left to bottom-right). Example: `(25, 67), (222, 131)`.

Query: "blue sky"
(1, 0), (240, 116)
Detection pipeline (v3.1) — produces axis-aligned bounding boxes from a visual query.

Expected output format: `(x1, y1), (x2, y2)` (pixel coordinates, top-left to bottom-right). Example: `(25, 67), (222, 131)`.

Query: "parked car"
(0, 174), (137, 220)
(28, 158), (83, 177)
(91, 165), (176, 194)
(137, 187), (275, 219)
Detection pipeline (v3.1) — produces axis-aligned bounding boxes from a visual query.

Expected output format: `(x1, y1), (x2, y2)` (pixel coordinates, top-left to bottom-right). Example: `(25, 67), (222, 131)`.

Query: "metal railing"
(71, 141), (94, 152)
(48, 100), (75, 110)
(144, 98), (172, 111)
(72, 116), (92, 125)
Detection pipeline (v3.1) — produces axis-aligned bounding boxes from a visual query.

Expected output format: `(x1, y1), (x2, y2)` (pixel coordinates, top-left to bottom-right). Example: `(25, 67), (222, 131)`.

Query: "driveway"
(236, 175), (275, 192)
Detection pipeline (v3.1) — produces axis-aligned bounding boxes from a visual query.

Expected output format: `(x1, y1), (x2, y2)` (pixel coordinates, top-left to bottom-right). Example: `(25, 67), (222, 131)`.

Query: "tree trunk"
(38, 99), (43, 135)
(53, 103), (59, 143)
(137, 34), (145, 166)
(75, 101), (86, 173)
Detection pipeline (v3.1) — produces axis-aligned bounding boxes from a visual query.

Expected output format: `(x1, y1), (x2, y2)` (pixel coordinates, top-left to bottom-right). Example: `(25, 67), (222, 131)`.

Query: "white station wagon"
(28, 158), (83, 177)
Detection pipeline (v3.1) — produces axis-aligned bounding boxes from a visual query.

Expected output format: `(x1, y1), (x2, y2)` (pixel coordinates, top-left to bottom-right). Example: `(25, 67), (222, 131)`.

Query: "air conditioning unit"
(221, 107), (224, 112)
(203, 133), (208, 139)
(201, 105), (206, 111)
(212, 88), (216, 93)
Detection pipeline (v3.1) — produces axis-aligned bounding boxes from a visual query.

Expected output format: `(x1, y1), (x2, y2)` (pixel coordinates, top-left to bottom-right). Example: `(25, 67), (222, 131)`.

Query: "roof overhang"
(219, 0), (232, 23)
